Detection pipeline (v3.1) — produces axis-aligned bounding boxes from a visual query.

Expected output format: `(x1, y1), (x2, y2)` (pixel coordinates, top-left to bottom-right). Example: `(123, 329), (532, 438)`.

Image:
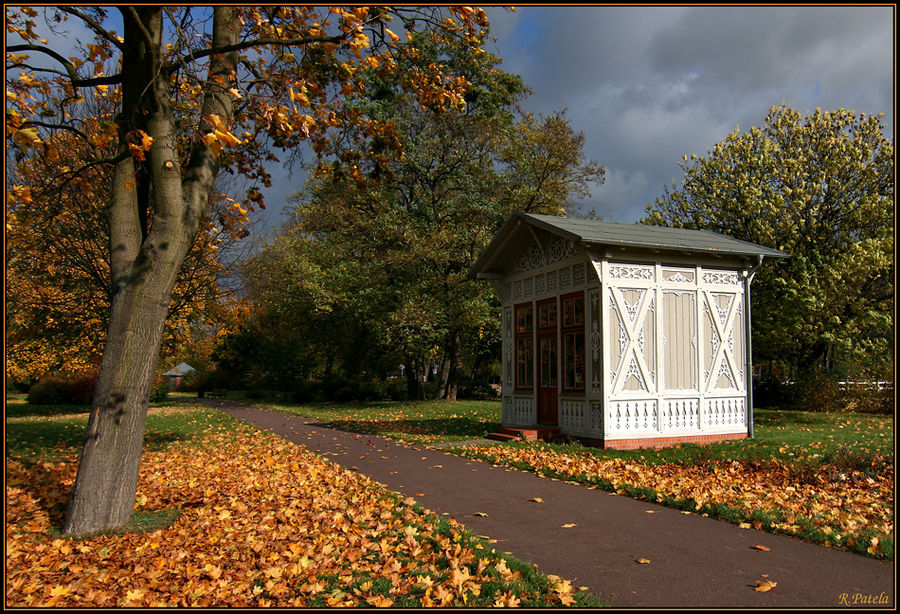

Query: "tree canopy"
(236, 34), (605, 401)
(6, 5), (496, 536)
(644, 105), (893, 376)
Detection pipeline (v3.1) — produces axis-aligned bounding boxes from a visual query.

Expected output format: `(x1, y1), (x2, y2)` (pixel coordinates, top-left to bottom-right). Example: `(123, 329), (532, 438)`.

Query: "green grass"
(254, 395), (892, 463)
(254, 398), (502, 446)
(493, 407), (894, 470)
(5, 393), (245, 460)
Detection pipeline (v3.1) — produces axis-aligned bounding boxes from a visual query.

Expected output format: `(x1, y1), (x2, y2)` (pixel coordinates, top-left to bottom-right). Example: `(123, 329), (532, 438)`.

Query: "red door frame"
(536, 298), (558, 425)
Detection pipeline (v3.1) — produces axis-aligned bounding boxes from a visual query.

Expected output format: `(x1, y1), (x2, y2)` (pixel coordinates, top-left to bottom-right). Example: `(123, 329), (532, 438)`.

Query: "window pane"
(563, 295), (584, 327)
(564, 332), (585, 390)
(538, 302), (557, 329)
(540, 336), (557, 387)
(517, 337), (533, 388)
(516, 304), (533, 333)
(549, 337), (557, 387)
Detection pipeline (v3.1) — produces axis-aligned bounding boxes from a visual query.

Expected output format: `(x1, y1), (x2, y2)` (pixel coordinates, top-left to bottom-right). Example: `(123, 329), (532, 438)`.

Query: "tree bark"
(439, 330), (461, 401)
(405, 358), (425, 401)
(63, 7), (240, 536)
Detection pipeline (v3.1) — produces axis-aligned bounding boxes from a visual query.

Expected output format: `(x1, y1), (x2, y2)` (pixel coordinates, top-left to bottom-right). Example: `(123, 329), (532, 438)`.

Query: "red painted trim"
(514, 302), (534, 392)
(560, 291), (586, 393)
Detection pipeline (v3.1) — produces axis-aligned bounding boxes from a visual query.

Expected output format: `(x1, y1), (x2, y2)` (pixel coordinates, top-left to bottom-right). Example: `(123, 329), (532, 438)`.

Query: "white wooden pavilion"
(472, 212), (788, 449)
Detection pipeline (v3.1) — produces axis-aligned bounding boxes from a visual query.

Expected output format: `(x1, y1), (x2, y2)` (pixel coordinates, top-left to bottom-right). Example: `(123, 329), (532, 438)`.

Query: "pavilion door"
(537, 299), (559, 426)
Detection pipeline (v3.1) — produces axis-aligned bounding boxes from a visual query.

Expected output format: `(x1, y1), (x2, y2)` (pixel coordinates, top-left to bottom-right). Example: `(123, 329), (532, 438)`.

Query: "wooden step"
(487, 426), (561, 442)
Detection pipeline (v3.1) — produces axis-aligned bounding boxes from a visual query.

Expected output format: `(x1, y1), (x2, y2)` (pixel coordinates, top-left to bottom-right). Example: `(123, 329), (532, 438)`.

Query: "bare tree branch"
(57, 6), (127, 52)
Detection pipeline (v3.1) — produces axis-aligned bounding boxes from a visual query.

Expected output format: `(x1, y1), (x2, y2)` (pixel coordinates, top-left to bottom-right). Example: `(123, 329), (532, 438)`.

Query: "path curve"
(202, 399), (894, 608)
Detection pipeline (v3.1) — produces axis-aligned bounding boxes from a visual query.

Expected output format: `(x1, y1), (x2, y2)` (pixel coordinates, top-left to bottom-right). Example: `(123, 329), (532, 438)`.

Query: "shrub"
(385, 378), (408, 401)
(791, 369), (845, 412)
(842, 362), (894, 414)
(26, 375), (70, 405)
(289, 380), (320, 404)
(179, 370), (208, 394)
(753, 375), (794, 409)
(149, 380), (169, 402)
(26, 372), (97, 405)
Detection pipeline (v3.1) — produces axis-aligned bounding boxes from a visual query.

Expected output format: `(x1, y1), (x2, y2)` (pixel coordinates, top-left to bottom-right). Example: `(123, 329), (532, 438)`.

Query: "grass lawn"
(4, 394), (602, 607)
(256, 396), (893, 561)
(251, 398), (502, 446)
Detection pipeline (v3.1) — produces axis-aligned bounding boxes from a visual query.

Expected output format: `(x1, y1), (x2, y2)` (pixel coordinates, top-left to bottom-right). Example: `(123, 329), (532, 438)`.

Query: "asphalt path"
(203, 399), (894, 608)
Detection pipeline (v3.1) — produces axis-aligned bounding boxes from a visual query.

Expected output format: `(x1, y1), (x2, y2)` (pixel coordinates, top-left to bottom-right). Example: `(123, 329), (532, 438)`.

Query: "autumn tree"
(5, 115), (251, 385)
(644, 105), (893, 377)
(6, 5), (492, 535)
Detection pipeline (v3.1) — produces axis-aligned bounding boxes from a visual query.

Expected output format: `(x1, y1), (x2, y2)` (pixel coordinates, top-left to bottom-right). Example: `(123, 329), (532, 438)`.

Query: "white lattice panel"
(513, 397), (535, 426)
(703, 397), (745, 431)
(535, 274), (546, 297)
(662, 399), (699, 432)
(702, 269), (741, 286)
(589, 402), (604, 434)
(560, 400), (585, 431)
(572, 262), (586, 287)
(609, 263), (655, 282)
(608, 400), (658, 435)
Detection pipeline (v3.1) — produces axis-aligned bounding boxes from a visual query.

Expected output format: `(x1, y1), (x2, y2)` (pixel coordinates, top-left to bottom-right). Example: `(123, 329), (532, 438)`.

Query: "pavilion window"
(515, 303), (534, 390)
(562, 293), (585, 391)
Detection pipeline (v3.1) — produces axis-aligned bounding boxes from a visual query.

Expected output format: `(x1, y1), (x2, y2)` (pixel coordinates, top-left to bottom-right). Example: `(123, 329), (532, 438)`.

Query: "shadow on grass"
(7, 423), (188, 457)
(754, 410), (831, 427)
(5, 402), (91, 419)
(309, 417), (502, 441)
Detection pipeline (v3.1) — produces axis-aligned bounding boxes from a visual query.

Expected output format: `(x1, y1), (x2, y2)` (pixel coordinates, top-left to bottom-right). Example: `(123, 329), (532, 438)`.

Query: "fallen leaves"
(457, 445), (893, 558)
(635, 557), (651, 564)
(529, 497), (544, 503)
(751, 544), (771, 552)
(561, 523), (577, 529)
(5, 424), (583, 607)
(754, 579), (778, 592)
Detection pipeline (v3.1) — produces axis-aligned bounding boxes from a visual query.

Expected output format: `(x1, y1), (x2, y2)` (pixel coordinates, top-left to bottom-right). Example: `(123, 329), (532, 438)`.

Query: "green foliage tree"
(246, 34), (605, 400)
(644, 105), (893, 377)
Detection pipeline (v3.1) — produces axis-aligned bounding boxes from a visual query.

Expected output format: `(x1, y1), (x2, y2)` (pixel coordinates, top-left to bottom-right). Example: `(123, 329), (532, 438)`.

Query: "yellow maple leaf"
(49, 585), (70, 598)
(125, 588), (145, 602)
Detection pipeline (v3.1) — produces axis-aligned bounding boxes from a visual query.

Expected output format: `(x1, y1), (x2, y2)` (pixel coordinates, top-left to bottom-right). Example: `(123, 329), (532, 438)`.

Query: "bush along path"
(451, 442), (894, 561)
(207, 399), (893, 608)
(5, 412), (596, 607)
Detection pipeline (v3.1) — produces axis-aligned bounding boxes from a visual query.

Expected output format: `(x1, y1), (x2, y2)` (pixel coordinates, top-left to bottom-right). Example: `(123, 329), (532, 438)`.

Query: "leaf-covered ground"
(452, 443), (893, 560)
(5, 408), (597, 607)
(259, 398), (894, 559)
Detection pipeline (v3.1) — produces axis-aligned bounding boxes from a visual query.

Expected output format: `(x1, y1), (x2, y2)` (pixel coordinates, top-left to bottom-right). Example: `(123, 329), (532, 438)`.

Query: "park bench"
(206, 388), (227, 399)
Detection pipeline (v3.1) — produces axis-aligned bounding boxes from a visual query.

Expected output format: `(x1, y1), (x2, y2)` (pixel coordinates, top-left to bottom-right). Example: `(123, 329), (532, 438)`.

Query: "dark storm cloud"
(483, 5), (894, 223)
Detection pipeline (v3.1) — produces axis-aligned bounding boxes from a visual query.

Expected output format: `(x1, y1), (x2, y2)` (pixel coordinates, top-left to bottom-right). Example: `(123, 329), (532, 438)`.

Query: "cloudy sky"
(10, 6), (894, 232)
(475, 5), (895, 223)
(255, 5), (894, 232)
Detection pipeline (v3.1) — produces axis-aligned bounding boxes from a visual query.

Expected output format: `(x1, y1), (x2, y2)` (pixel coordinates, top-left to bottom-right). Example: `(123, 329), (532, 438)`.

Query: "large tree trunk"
(63, 7), (239, 536)
(63, 245), (187, 534)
